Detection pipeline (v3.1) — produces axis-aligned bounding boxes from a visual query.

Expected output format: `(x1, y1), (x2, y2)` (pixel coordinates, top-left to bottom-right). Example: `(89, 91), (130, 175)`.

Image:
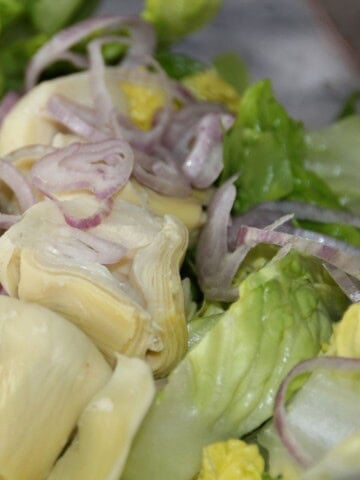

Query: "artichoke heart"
(48, 354), (155, 480)
(0, 196), (189, 376)
(0, 296), (111, 480)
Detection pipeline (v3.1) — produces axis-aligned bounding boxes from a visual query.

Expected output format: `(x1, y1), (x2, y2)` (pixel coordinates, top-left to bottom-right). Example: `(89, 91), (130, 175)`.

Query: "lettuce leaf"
(123, 250), (346, 480)
(222, 80), (360, 247)
(213, 51), (250, 94)
(305, 115), (360, 215)
(142, 0), (224, 45)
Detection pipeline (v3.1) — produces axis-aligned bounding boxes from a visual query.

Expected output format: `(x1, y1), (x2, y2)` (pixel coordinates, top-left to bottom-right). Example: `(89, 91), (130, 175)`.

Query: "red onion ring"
(133, 147), (191, 197)
(52, 223), (126, 264)
(182, 113), (234, 188)
(0, 92), (20, 127)
(59, 197), (113, 230)
(274, 356), (360, 468)
(259, 201), (360, 229)
(26, 16), (156, 90)
(31, 139), (134, 200)
(46, 95), (108, 141)
(236, 224), (360, 280)
(0, 160), (37, 229)
(196, 177), (251, 301)
(323, 264), (360, 302)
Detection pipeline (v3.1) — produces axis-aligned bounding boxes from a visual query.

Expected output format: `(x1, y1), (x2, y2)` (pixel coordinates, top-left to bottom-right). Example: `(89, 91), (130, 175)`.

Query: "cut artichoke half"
(0, 195), (189, 376)
(48, 354), (155, 480)
(0, 69), (206, 231)
(0, 295), (112, 480)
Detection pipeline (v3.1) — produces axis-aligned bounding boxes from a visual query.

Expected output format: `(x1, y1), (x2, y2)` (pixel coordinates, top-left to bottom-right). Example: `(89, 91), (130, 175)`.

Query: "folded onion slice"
(26, 16), (156, 90)
(274, 356), (360, 468)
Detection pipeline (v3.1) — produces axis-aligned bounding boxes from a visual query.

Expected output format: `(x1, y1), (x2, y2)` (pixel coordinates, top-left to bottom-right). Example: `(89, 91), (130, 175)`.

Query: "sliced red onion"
(323, 264), (360, 302)
(0, 160), (37, 230)
(60, 197), (113, 230)
(26, 16), (156, 90)
(31, 139), (134, 200)
(274, 356), (360, 468)
(46, 95), (109, 141)
(133, 147), (191, 197)
(53, 223), (126, 264)
(182, 113), (234, 188)
(0, 91), (20, 127)
(4, 144), (55, 165)
(87, 36), (129, 128)
(236, 224), (360, 280)
(196, 177), (252, 301)
(259, 201), (360, 229)
(163, 102), (227, 153)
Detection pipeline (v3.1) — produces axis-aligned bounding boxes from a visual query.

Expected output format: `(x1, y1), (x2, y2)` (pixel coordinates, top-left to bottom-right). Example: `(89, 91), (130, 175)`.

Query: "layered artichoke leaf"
(48, 354), (155, 480)
(0, 295), (112, 480)
(0, 195), (189, 376)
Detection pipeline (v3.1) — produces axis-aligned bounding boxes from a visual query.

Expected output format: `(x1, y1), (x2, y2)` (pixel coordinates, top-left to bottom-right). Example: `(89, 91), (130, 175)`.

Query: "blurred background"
(98, 0), (359, 127)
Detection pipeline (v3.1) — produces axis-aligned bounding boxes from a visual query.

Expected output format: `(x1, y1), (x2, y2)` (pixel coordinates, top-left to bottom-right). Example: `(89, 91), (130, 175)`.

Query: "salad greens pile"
(0, 0), (100, 94)
(1, 1), (360, 479)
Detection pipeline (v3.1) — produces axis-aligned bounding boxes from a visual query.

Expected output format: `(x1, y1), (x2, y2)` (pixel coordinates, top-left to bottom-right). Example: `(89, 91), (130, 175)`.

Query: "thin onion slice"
(196, 177), (251, 302)
(274, 356), (360, 468)
(51, 223), (127, 265)
(323, 264), (360, 302)
(0, 160), (37, 229)
(259, 201), (360, 229)
(59, 197), (113, 230)
(236, 224), (360, 280)
(182, 113), (234, 189)
(26, 16), (156, 90)
(133, 147), (191, 197)
(31, 139), (134, 200)
(0, 91), (20, 127)
(46, 95), (108, 141)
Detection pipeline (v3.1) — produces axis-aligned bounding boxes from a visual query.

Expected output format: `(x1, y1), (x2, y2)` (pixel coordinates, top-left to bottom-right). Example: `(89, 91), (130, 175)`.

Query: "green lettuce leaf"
(337, 90), (360, 119)
(222, 80), (360, 247)
(123, 250), (346, 480)
(142, 0), (224, 45)
(305, 115), (360, 215)
(213, 51), (250, 94)
(155, 49), (204, 80)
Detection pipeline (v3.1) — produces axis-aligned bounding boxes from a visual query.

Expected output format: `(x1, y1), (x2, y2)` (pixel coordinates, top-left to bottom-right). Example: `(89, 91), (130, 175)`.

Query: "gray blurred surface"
(96, 0), (359, 127)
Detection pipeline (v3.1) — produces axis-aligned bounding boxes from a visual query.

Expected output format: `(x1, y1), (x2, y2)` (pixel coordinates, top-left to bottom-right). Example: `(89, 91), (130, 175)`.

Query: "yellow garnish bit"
(196, 439), (265, 480)
(120, 81), (166, 131)
(327, 303), (360, 358)
(182, 69), (240, 113)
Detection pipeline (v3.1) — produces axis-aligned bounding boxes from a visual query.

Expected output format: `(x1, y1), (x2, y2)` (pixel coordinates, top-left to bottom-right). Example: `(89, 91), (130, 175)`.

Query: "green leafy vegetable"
(305, 115), (360, 215)
(123, 250), (345, 480)
(337, 90), (360, 119)
(222, 80), (360, 247)
(213, 51), (250, 94)
(0, 0), (99, 96)
(155, 49), (204, 80)
(142, 0), (224, 45)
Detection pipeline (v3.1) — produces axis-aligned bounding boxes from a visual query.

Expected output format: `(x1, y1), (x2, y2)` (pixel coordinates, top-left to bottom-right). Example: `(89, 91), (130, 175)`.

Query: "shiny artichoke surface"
(0, 195), (188, 376)
(0, 295), (112, 480)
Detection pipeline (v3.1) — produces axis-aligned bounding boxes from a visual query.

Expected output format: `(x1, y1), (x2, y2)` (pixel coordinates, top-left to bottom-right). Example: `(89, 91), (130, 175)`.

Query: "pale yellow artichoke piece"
(0, 69), (123, 155)
(0, 296), (111, 480)
(48, 354), (155, 480)
(0, 196), (188, 376)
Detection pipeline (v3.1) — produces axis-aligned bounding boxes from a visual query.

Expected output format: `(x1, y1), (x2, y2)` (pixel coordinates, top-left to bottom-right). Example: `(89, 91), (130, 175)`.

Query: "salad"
(0, 1), (360, 479)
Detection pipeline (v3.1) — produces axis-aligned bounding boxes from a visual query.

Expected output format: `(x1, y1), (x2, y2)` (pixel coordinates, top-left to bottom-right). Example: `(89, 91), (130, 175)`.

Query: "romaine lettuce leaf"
(142, 0), (224, 45)
(222, 80), (360, 247)
(305, 115), (360, 215)
(123, 250), (346, 480)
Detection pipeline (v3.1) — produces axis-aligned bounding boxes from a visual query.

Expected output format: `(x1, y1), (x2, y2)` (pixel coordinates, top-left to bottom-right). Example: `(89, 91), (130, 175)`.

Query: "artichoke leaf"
(0, 296), (111, 480)
(0, 196), (188, 376)
(48, 354), (155, 480)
